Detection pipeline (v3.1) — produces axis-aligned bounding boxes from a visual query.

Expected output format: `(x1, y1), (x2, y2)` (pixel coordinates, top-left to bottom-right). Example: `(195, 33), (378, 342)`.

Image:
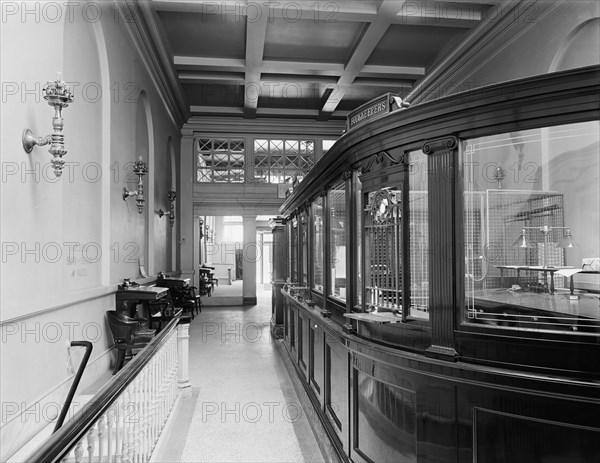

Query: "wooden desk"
(156, 277), (190, 289)
(496, 265), (575, 295)
(115, 285), (169, 318)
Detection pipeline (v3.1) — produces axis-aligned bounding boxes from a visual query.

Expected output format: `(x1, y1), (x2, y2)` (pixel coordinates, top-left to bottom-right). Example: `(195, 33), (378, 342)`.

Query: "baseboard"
(150, 388), (199, 463)
(274, 340), (346, 463)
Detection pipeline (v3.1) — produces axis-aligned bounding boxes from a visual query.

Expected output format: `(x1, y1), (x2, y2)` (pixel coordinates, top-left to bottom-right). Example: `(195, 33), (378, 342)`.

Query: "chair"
(170, 287), (198, 319)
(201, 265), (219, 288)
(198, 269), (213, 296)
(106, 311), (156, 374)
(184, 285), (201, 315)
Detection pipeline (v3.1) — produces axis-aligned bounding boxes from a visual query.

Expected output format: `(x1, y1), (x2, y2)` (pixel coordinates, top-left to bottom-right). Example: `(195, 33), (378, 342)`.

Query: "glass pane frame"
(407, 150), (430, 321)
(328, 180), (348, 301)
(253, 138), (315, 184)
(195, 137), (246, 183)
(364, 188), (403, 314)
(300, 211), (309, 287)
(312, 197), (324, 293)
(461, 120), (600, 335)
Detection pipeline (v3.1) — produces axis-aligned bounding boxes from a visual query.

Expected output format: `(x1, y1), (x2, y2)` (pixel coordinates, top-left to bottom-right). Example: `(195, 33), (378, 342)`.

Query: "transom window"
(254, 139), (315, 184)
(196, 138), (245, 183)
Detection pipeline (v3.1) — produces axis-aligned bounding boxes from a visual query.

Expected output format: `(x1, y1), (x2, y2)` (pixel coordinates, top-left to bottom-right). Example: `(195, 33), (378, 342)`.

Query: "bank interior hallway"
(154, 289), (326, 463)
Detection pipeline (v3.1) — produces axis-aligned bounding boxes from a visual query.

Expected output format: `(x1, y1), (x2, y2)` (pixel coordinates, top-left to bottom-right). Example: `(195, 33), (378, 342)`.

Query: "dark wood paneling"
(276, 68), (600, 463)
(424, 136), (459, 360)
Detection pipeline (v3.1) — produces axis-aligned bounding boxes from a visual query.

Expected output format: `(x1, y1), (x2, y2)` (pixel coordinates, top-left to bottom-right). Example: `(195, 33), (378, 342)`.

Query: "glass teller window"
(365, 188), (402, 313)
(408, 150), (429, 320)
(463, 121), (600, 334)
(301, 212), (308, 287)
(329, 180), (347, 300)
(312, 198), (324, 292)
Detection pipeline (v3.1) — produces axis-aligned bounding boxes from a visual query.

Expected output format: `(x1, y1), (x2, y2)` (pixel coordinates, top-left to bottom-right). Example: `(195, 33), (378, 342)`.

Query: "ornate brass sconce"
(122, 160), (148, 213)
(158, 188), (176, 227)
(22, 79), (74, 177)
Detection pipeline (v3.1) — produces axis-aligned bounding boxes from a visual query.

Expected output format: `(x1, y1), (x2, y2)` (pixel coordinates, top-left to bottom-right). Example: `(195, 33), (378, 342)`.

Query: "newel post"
(177, 320), (192, 392)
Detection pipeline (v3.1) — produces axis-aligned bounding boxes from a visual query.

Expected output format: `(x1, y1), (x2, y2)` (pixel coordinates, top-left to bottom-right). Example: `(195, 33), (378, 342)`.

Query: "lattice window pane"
(253, 138), (315, 184)
(214, 139), (228, 153)
(255, 140), (268, 154)
(195, 137), (245, 183)
(230, 139), (244, 153)
(285, 140), (299, 154)
(230, 169), (245, 183)
(198, 139), (212, 152)
(197, 169), (211, 183)
(270, 140), (283, 154)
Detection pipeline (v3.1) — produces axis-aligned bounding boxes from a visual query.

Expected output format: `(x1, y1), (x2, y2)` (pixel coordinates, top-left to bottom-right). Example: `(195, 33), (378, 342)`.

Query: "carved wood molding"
(360, 150), (403, 174)
(422, 136), (458, 155)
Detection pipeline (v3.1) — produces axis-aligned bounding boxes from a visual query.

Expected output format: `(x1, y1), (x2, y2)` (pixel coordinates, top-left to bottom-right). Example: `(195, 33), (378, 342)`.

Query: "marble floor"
(154, 290), (326, 463)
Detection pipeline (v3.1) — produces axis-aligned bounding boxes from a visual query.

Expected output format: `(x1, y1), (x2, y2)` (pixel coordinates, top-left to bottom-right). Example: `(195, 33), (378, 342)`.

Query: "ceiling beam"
(179, 72), (245, 84)
(152, 0), (493, 27)
(320, 0), (405, 116)
(174, 56), (245, 69)
(190, 105), (244, 115)
(244, 6), (268, 118)
(190, 105), (350, 118)
(175, 56), (424, 78)
(151, 0), (379, 22)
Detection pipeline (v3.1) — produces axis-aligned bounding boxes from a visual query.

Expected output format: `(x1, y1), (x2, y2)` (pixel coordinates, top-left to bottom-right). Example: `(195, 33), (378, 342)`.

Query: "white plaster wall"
(0, 2), (181, 459)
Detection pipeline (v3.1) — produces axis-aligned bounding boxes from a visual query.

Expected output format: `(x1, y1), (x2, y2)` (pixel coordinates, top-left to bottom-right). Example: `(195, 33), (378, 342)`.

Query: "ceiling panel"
(183, 83), (245, 107)
(367, 24), (471, 67)
(158, 11), (246, 59)
(264, 17), (366, 63)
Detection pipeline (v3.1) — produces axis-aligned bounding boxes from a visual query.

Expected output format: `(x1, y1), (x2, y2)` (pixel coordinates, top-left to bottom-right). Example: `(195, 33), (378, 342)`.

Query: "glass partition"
(301, 211), (308, 287)
(329, 180), (347, 301)
(312, 198), (324, 293)
(463, 120), (600, 333)
(354, 173), (363, 307)
(408, 150), (429, 320)
(289, 218), (298, 284)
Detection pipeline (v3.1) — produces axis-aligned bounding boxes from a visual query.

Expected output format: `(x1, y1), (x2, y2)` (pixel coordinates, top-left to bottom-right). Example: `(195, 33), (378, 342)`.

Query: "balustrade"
(26, 315), (188, 463)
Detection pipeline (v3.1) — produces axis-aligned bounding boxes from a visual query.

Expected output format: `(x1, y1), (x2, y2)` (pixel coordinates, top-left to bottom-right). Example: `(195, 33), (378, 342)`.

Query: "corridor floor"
(165, 291), (326, 463)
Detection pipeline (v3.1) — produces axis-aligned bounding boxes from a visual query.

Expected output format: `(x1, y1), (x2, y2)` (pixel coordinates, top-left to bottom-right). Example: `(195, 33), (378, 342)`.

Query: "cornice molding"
(182, 116), (346, 137)
(407, 0), (561, 105)
(117, 1), (187, 129)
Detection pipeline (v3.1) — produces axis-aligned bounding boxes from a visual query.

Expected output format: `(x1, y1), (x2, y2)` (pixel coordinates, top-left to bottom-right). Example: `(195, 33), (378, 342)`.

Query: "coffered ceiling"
(137, 0), (503, 123)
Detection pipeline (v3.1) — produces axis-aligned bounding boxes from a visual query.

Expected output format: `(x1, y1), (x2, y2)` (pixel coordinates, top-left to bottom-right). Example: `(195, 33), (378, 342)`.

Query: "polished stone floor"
(156, 290), (325, 463)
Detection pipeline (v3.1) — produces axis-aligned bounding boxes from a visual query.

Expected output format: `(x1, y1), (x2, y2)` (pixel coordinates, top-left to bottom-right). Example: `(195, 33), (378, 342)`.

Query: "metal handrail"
(27, 311), (183, 463)
(53, 341), (93, 433)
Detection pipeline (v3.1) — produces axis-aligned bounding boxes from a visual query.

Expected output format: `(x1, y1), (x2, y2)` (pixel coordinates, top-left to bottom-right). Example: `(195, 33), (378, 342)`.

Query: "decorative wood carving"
(360, 150), (403, 174)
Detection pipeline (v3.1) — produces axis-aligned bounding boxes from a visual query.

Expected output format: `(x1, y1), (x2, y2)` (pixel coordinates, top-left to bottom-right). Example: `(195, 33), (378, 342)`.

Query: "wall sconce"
(158, 188), (177, 227)
(510, 132), (525, 171)
(22, 79), (74, 177)
(199, 219), (204, 239)
(513, 225), (577, 267)
(122, 159), (148, 214)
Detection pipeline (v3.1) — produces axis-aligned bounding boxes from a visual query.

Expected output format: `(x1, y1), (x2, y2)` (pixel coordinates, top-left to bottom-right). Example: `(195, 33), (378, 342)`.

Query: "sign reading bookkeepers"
(347, 93), (393, 132)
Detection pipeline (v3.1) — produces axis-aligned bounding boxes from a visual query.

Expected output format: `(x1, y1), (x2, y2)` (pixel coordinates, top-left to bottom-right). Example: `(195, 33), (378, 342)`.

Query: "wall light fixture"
(123, 159), (148, 213)
(158, 188), (177, 227)
(22, 79), (74, 177)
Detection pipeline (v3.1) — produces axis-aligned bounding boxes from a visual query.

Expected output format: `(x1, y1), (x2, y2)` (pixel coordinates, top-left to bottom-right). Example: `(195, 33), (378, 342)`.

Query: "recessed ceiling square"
(158, 11), (246, 59)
